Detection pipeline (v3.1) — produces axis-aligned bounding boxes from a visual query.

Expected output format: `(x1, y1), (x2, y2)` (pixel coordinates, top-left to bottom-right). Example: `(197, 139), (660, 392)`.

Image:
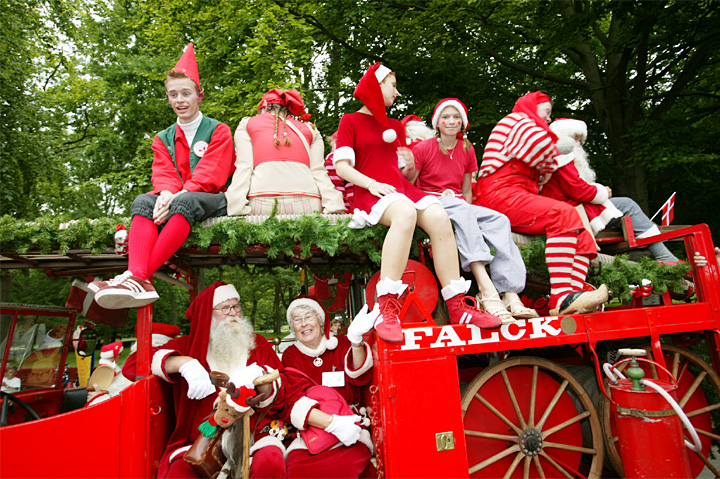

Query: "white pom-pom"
(556, 137), (576, 155)
(382, 129), (397, 143)
(326, 336), (338, 350)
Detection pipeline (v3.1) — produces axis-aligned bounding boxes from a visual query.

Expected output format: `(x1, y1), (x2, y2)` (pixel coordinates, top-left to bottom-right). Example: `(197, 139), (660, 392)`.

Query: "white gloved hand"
(347, 304), (380, 345)
(229, 363), (265, 389)
(178, 359), (216, 400)
(324, 414), (362, 446)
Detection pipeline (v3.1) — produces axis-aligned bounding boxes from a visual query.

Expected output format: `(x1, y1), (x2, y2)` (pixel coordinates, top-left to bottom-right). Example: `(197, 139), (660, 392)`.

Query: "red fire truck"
(1, 215), (718, 478)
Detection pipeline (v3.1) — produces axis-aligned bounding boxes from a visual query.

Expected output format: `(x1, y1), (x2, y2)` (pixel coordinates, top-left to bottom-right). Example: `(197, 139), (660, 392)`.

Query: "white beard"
(573, 144), (597, 183)
(207, 316), (256, 376)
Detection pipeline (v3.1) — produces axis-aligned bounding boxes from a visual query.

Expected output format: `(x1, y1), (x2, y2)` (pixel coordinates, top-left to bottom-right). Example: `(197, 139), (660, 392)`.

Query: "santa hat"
(286, 296), (337, 350)
(353, 63), (397, 143)
(213, 284), (240, 308)
(401, 114), (423, 127)
(431, 98), (469, 139)
(171, 43), (201, 91)
(152, 323), (181, 346)
(225, 385), (257, 414)
(402, 114), (435, 147)
(257, 89), (308, 118)
(100, 341), (124, 361)
(550, 118), (588, 144)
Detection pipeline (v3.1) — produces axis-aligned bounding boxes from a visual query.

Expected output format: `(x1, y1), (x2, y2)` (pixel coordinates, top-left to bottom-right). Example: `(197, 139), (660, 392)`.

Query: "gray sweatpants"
(131, 192), (227, 227)
(607, 197), (678, 261)
(440, 196), (527, 293)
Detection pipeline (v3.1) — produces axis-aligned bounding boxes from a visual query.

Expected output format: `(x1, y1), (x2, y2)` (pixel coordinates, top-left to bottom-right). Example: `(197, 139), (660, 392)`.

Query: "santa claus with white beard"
(142, 281), (287, 478)
(543, 118), (681, 264)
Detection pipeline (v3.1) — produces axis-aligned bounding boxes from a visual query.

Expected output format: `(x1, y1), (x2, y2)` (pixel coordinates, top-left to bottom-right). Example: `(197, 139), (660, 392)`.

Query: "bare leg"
(416, 204), (460, 286)
(378, 201), (417, 281)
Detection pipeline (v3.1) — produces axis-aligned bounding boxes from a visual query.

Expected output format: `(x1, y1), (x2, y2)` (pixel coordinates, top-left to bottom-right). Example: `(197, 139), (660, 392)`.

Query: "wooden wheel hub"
(520, 429), (543, 456)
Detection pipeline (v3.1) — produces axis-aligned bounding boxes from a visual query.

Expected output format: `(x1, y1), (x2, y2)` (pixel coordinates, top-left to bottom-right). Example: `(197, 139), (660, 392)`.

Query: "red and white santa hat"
(549, 118), (588, 144)
(152, 323), (181, 346)
(286, 296), (337, 350)
(213, 284), (240, 308)
(431, 98), (469, 136)
(171, 43), (201, 91)
(354, 63), (397, 144)
(100, 341), (123, 361)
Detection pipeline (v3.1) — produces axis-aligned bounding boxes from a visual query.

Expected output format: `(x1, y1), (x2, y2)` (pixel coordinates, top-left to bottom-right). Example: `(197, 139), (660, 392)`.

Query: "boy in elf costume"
(92, 44), (236, 309)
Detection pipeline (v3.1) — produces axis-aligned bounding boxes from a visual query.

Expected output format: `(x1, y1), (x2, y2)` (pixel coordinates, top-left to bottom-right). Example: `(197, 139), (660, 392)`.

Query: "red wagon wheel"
(462, 356), (604, 479)
(600, 344), (720, 478)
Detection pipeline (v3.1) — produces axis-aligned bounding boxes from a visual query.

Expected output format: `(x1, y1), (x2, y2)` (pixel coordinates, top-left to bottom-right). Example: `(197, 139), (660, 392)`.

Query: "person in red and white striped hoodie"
(473, 92), (608, 316)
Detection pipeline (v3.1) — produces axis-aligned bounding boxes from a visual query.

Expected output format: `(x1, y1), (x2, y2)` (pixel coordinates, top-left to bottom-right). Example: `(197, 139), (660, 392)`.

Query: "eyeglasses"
(214, 303), (242, 316)
(291, 314), (317, 325)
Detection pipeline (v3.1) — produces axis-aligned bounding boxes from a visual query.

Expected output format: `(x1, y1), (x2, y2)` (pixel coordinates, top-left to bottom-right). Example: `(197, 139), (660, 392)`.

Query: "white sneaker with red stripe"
(94, 271), (159, 309)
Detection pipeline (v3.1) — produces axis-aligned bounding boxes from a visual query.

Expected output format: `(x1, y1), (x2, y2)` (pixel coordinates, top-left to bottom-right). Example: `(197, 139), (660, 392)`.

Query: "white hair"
(405, 121), (435, 142)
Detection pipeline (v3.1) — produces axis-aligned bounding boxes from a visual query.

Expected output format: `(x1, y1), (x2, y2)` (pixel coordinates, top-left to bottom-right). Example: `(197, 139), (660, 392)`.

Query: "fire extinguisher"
(603, 349), (702, 479)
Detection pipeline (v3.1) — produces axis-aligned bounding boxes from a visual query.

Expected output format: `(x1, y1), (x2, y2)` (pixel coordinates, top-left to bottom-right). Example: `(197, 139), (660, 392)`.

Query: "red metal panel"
(374, 353), (468, 478)
(0, 394), (122, 478)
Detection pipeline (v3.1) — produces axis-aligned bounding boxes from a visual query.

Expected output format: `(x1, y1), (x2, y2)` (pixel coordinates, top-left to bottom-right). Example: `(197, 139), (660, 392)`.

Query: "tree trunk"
(0, 271), (11, 302)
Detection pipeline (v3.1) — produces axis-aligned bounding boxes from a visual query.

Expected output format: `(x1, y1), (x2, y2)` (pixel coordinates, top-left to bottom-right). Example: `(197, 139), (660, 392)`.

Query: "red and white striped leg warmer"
(570, 255), (590, 291)
(546, 235), (577, 311)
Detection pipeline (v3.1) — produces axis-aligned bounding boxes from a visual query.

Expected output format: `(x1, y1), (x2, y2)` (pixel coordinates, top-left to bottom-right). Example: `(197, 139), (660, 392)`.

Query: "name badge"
(322, 371), (345, 388)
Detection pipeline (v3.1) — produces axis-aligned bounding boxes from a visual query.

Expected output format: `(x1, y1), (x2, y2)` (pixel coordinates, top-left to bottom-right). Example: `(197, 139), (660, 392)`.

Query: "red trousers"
(474, 160), (596, 257)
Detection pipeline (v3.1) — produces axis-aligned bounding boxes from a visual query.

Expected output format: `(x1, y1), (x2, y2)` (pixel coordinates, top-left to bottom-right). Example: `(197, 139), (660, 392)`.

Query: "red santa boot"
(443, 279), (502, 329)
(327, 272), (352, 313)
(309, 274), (333, 301)
(374, 278), (408, 342)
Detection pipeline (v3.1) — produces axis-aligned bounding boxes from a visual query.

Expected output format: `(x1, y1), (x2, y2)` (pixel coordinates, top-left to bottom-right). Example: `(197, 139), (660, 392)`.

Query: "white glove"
(178, 359), (215, 400)
(229, 363), (265, 389)
(347, 304), (380, 345)
(324, 414), (362, 446)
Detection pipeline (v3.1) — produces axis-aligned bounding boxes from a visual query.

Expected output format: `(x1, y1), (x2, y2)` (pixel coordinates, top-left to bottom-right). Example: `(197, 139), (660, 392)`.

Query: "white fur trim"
(590, 183), (609, 204)
(287, 298), (326, 328)
(168, 445), (192, 464)
(555, 137), (576, 155)
(637, 224), (662, 239)
(588, 201), (624, 235)
(213, 284), (240, 308)
(333, 146), (355, 168)
(432, 100), (468, 130)
(151, 349), (176, 382)
(555, 153), (575, 168)
(226, 393), (251, 414)
(256, 366), (281, 409)
(326, 336), (338, 350)
(294, 336), (328, 357)
(86, 392), (110, 407)
(374, 65), (391, 83)
(290, 396), (319, 430)
(441, 279), (471, 301)
(550, 119), (588, 144)
(376, 277), (408, 297)
(382, 129), (397, 143)
(152, 334), (173, 347)
(347, 193), (439, 229)
(249, 434), (286, 456)
(345, 342), (373, 378)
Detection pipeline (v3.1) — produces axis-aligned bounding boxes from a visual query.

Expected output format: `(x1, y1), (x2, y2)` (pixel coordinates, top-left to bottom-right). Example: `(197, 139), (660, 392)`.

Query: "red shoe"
(446, 294), (502, 329)
(94, 271), (159, 309)
(374, 293), (403, 342)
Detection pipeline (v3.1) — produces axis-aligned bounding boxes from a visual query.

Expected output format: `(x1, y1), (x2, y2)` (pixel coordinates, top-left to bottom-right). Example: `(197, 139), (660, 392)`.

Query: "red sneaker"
(446, 293), (501, 329)
(94, 271), (159, 309)
(374, 293), (403, 342)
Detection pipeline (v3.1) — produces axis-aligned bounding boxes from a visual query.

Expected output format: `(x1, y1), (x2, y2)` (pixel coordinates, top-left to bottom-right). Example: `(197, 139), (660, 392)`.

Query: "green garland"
(0, 214), (690, 301)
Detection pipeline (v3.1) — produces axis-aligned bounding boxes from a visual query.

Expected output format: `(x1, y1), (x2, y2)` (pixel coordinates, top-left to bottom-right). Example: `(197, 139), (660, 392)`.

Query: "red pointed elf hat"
(172, 43), (201, 91)
(354, 63), (397, 143)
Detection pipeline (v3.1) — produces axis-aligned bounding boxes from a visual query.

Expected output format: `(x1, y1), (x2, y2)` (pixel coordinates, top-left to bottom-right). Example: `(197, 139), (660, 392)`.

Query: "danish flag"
(660, 192), (676, 226)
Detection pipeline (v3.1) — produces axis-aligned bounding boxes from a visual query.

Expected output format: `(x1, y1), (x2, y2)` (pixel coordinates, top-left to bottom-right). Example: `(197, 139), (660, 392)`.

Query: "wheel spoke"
(532, 455), (546, 478)
(542, 410), (591, 439)
(538, 451), (574, 479)
(468, 444), (520, 475)
(503, 452), (524, 479)
(501, 369), (527, 429)
(543, 440), (598, 455)
(685, 401), (720, 418)
(671, 351), (680, 380)
(692, 447), (720, 477)
(473, 393), (523, 435)
(536, 379), (569, 430)
(678, 371), (706, 409)
(465, 429), (518, 442)
(523, 455), (531, 479)
(529, 366), (538, 428)
(693, 427), (720, 441)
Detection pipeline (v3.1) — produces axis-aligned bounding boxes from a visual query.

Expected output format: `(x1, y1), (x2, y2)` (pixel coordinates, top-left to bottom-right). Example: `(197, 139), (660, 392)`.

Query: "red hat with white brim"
(354, 63), (397, 144)
(431, 98), (469, 132)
